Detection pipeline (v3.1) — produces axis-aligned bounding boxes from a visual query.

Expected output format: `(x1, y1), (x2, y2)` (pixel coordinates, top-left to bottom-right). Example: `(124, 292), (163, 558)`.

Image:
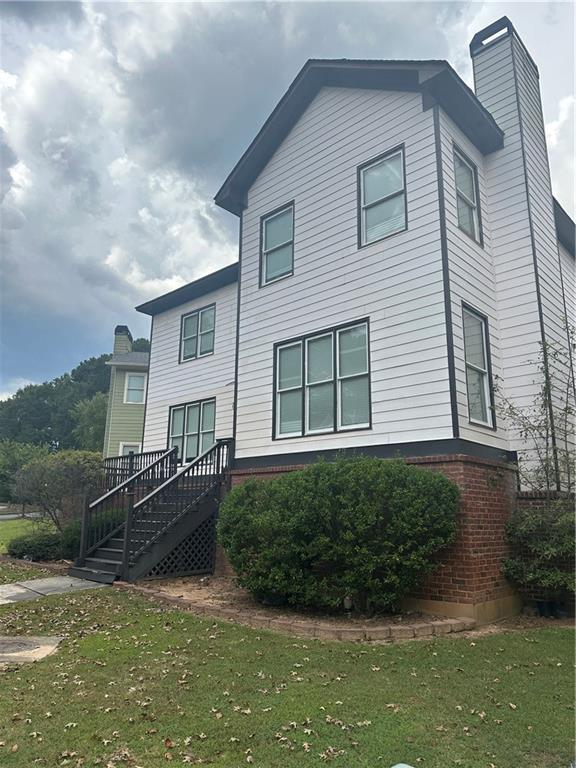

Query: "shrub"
(503, 497), (575, 596)
(8, 531), (63, 561)
(218, 457), (459, 613)
(12, 450), (103, 531)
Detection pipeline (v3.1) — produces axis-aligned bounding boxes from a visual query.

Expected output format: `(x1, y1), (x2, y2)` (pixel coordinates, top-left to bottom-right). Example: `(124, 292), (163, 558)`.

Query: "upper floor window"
(454, 149), (480, 242)
(275, 321), (371, 438)
(463, 306), (493, 427)
(180, 305), (215, 362)
(169, 398), (215, 462)
(359, 147), (406, 246)
(261, 204), (294, 286)
(124, 373), (146, 404)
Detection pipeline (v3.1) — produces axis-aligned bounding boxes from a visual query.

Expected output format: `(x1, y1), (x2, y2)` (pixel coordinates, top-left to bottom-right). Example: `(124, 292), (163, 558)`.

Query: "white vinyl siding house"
(142, 280), (237, 454)
(235, 87), (451, 461)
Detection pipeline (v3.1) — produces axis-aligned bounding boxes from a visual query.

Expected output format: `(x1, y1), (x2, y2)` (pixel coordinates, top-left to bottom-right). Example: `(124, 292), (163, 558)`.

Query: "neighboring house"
(102, 325), (149, 458)
(74, 18), (574, 622)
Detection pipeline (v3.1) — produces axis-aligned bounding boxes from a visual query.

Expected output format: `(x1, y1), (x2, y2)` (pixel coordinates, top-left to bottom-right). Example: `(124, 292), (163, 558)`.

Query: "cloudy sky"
(0, 1), (574, 398)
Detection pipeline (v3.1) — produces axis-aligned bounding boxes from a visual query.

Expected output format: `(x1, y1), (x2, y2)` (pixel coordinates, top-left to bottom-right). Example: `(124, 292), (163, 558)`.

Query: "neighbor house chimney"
(470, 17), (570, 486)
(113, 325), (133, 355)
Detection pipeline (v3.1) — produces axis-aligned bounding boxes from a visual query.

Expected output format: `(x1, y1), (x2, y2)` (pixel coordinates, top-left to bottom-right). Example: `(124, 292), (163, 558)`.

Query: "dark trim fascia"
(140, 317), (153, 448)
(258, 201), (295, 288)
(462, 302), (497, 431)
(433, 105), (460, 438)
(166, 396), (217, 465)
(233, 438), (517, 470)
(136, 263), (238, 316)
(452, 142), (484, 248)
(510, 39), (560, 490)
(356, 144), (407, 250)
(179, 302), (216, 364)
(232, 213), (243, 457)
(272, 317), (372, 440)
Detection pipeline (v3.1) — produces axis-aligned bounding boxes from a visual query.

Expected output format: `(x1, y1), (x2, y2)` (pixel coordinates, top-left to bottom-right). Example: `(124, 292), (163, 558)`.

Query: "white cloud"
(0, 377), (37, 401)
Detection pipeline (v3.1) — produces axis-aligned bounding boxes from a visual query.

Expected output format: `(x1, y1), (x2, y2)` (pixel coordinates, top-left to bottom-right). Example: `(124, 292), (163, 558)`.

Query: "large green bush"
(503, 497), (574, 596)
(218, 458), (459, 613)
(8, 531), (63, 561)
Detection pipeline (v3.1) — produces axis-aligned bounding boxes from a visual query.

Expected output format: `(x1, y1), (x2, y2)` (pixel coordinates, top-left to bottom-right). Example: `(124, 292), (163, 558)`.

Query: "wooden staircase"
(70, 440), (233, 584)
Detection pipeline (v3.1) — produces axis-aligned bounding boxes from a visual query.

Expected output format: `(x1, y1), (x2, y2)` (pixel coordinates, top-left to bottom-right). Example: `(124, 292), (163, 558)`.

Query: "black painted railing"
(102, 450), (170, 491)
(126, 439), (233, 565)
(78, 448), (178, 565)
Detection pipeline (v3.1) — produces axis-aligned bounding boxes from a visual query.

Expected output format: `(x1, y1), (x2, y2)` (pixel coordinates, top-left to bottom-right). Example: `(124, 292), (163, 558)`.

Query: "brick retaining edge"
(113, 582), (476, 642)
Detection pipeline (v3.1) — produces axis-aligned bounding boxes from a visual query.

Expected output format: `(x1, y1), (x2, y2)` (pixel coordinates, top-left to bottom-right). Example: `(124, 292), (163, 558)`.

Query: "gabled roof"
(214, 58), (505, 216)
(106, 351), (149, 368)
(136, 262), (239, 316)
(554, 198), (575, 257)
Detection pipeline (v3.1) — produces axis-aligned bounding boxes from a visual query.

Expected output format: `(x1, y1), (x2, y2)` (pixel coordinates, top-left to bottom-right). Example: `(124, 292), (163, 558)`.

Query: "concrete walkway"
(0, 576), (107, 605)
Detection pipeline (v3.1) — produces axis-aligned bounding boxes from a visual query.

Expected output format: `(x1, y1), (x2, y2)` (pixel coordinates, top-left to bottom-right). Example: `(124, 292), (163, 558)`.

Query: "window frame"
(462, 304), (495, 430)
(119, 442), (142, 456)
(179, 303), (216, 363)
(259, 202), (295, 288)
(273, 319), (372, 440)
(167, 398), (217, 464)
(357, 145), (407, 248)
(453, 145), (483, 246)
(123, 372), (147, 404)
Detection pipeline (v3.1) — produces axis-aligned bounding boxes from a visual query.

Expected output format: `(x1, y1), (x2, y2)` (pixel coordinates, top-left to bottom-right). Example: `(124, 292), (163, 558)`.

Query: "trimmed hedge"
(8, 531), (63, 561)
(218, 457), (459, 613)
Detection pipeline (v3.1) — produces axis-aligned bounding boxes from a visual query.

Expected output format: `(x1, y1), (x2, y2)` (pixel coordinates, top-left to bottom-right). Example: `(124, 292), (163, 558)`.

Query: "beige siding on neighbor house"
(235, 87), (451, 460)
(104, 367), (147, 457)
(142, 282), (237, 453)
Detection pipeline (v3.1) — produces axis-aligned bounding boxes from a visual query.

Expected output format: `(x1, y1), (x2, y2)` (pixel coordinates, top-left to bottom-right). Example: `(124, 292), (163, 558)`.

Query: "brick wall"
(230, 454), (519, 609)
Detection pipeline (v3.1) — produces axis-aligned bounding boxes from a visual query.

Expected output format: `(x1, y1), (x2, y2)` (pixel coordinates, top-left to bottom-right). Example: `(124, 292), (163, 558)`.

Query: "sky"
(0, 1), (574, 399)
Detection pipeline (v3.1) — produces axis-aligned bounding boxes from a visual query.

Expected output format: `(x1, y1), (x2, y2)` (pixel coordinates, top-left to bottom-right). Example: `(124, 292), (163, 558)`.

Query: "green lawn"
(0, 518), (39, 555)
(0, 561), (54, 584)
(0, 589), (572, 767)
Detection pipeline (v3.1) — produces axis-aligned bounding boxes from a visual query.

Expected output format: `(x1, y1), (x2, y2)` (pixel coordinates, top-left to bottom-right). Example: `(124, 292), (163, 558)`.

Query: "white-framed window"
(124, 372), (146, 404)
(180, 305), (215, 362)
(120, 442), (141, 456)
(275, 322), (370, 438)
(169, 399), (216, 462)
(359, 147), (406, 246)
(463, 307), (493, 427)
(453, 149), (480, 242)
(261, 204), (294, 285)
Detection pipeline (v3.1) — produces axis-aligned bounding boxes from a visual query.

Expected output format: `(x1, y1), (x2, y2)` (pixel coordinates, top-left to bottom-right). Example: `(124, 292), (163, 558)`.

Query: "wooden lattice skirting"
(142, 514), (216, 579)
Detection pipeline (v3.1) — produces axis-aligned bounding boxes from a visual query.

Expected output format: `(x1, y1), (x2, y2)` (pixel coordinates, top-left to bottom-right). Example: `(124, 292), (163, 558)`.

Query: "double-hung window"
(124, 373), (146, 404)
(275, 321), (370, 438)
(454, 149), (480, 241)
(261, 204), (294, 285)
(463, 307), (493, 427)
(180, 305), (215, 362)
(169, 399), (216, 462)
(359, 147), (406, 245)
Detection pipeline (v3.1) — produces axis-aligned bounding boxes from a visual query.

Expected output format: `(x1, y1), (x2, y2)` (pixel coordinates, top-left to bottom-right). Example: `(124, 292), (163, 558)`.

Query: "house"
(102, 325), (149, 458)
(74, 17), (574, 622)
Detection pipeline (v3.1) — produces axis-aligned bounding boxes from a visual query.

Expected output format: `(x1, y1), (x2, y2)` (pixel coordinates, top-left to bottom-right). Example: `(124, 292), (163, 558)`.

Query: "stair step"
(68, 567), (117, 584)
(84, 557), (122, 575)
(94, 547), (123, 562)
(108, 537), (124, 548)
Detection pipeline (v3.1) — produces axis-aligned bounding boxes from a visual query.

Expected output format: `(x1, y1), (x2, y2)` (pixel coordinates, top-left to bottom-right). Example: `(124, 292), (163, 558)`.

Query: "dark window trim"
(453, 143), (484, 248)
(259, 201), (295, 288)
(167, 397), (217, 464)
(357, 144), (408, 250)
(462, 302), (497, 431)
(272, 317), (372, 441)
(179, 302), (216, 364)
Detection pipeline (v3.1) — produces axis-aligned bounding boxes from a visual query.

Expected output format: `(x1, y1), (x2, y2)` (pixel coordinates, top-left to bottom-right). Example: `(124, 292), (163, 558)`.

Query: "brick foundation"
(229, 453), (522, 624)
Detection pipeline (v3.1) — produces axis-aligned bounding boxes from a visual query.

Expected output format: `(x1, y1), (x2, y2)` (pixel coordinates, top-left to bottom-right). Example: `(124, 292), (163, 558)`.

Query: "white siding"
(142, 282), (237, 452)
(438, 109), (507, 449)
(236, 87), (451, 460)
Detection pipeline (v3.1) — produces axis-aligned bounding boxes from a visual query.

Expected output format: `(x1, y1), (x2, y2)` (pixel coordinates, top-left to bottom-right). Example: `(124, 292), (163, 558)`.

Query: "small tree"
(71, 392), (107, 451)
(0, 439), (50, 503)
(13, 450), (103, 531)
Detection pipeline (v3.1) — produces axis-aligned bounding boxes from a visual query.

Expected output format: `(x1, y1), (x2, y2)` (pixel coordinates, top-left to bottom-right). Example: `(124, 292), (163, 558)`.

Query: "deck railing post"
(122, 489), (135, 581)
(78, 496), (90, 566)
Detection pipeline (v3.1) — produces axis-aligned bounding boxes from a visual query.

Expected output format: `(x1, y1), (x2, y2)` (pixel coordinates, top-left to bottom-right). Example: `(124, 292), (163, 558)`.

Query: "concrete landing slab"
(0, 635), (64, 664)
(0, 576), (107, 604)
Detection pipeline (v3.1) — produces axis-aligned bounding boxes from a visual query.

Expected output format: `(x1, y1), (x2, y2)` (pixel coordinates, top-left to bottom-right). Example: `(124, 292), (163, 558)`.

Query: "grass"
(0, 561), (54, 584)
(0, 589), (573, 767)
(0, 518), (39, 555)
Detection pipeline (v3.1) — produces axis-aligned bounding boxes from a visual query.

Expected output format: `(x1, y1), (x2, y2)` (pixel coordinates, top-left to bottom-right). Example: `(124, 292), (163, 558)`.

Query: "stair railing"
(78, 448), (178, 566)
(102, 449), (170, 491)
(125, 439), (233, 566)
